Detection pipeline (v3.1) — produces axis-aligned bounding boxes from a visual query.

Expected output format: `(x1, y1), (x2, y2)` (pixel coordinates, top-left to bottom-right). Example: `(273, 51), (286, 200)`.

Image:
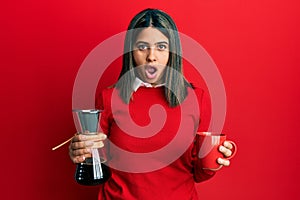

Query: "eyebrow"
(135, 41), (169, 45)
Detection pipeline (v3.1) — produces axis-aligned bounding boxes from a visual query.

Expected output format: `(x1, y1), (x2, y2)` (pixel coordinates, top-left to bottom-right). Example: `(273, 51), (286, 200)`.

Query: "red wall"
(2, 0), (299, 199)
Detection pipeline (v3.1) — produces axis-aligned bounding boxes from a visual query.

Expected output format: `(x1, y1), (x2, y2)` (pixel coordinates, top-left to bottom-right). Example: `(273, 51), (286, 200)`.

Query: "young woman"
(69, 8), (234, 200)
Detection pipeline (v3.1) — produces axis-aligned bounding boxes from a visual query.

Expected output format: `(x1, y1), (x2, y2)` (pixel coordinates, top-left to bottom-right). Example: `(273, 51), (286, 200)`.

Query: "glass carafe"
(72, 109), (111, 186)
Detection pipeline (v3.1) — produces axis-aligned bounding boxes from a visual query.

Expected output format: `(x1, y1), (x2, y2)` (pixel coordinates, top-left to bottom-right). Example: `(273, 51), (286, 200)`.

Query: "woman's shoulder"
(95, 85), (116, 109)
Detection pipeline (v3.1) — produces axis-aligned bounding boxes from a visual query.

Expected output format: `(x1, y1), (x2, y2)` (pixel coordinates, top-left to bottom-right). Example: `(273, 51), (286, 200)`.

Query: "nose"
(146, 47), (157, 62)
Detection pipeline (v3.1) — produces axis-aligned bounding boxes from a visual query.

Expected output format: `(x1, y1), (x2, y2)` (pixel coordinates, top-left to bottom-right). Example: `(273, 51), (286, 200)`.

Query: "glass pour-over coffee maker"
(72, 109), (111, 186)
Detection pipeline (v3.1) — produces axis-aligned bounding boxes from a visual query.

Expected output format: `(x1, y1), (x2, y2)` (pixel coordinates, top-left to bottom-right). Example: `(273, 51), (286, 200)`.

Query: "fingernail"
(85, 141), (94, 146)
(217, 158), (223, 164)
(80, 135), (86, 140)
(86, 148), (91, 153)
(219, 145), (225, 152)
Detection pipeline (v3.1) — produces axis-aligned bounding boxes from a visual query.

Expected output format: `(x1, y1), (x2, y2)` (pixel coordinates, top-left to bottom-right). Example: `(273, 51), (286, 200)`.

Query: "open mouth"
(145, 65), (158, 79)
(146, 65), (157, 74)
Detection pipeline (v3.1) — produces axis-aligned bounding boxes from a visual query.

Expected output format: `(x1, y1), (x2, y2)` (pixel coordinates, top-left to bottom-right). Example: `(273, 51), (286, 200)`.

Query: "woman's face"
(133, 27), (169, 85)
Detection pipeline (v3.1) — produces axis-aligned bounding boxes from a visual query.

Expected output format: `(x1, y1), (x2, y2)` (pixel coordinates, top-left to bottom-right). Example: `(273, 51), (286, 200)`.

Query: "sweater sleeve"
(196, 87), (211, 132)
(192, 87), (216, 182)
(96, 88), (113, 136)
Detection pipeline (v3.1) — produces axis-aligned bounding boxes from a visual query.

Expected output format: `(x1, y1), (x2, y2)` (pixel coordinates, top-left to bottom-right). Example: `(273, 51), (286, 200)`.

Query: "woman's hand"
(217, 141), (234, 167)
(69, 133), (107, 164)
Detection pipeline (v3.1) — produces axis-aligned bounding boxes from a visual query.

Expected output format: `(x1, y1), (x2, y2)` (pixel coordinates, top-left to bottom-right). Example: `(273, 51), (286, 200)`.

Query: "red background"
(1, 0), (299, 199)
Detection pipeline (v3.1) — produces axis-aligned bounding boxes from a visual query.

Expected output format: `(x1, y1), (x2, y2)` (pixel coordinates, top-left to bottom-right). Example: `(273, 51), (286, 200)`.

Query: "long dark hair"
(116, 8), (191, 107)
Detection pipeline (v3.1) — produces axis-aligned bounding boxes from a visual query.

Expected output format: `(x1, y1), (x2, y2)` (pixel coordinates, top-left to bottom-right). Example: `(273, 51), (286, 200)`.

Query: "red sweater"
(97, 86), (215, 200)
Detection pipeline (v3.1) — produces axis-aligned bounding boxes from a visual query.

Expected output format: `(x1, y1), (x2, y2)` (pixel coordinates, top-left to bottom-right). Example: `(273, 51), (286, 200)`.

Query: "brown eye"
(157, 44), (168, 51)
(137, 44), (148, 51)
